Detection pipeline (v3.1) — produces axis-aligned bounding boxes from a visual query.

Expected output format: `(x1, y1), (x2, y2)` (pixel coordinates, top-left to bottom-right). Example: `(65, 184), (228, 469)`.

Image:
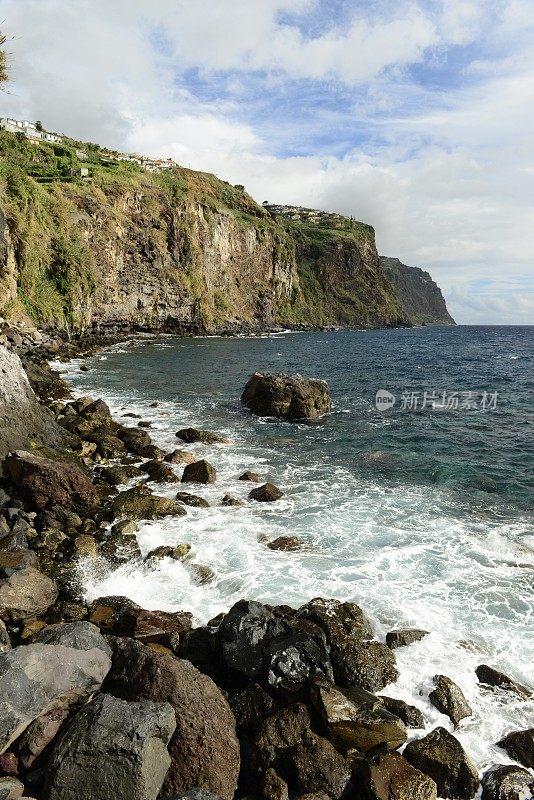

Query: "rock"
(43, 693), (176, 800)
(239, 470), (260, 481)
(0, 620), (11, 652)
(161, 792), (224, 800)
(89, 429), (128, 459)
(0, 752), (18, 774)
(379, 696), (426, 728)
(141, 460), (179, 483)
(476, 665), (531, 699)
(175, 492), (210, 508)
(0, 568), (58, 622)
(116, 426), (153, 455)
(311, 682), (407, 753)
(111, 518), (138, 535)
(17, 700), (70, 770)
(44, 600), (88, 624)
(88, 596), (141, 632)
(229, 683), (279, 737)
(0, 550), (39, 576)
(0, 641), (111, 752)
(404, 727), (479, 799)
(71, 534), (98, 558)
(496, 729), (534, 768)
(32, 621), (112, 657)
(113, 607), (193, 644)
(0, 777), (24, 799)
(249, 483), (284, 502)
(331, 640), (398, 692)
(357, 751), (437, 800)
(146, 544), (191, 561)
(267, 536), (304, 551)
(165, 449), (195, 465)
(182, 460), (216, 484)
(100, 529), (142, 563)
(254, 703), (314, 774)
(289, 729), (351, 798)
(429, 675), (472, 727)
(481, 764), (534, 800)
(221, 494), (243, 507)
(262, 767), (289, 800)
(176, 428), (228, 445)
(386, 629), (429, 649)
(100, 464), (144, 485)
(190, 563), (216, 585)
(103, 637), (240, 800)
(297, 597), (373, 644)
(241, 373), (331, 420)
(3, 451), (98, 516)
(112, 486), (186, 519)
(138, 444), (166, 461)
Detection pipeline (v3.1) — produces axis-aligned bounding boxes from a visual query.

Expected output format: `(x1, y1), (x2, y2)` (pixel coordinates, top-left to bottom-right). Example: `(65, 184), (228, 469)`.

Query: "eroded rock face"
(480, 764), (534, 800)
(241, 373), (331, 420)
(403, 727), (479, 799)
(43, 693), (176, 800)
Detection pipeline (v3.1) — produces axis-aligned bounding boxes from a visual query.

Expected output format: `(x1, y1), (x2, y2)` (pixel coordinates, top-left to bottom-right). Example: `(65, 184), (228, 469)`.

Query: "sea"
(56, 325), (534, 780)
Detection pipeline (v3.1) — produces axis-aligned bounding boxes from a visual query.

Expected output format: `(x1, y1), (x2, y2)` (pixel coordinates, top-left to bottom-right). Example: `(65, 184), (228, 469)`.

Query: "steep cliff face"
(380, 256), (455, 325)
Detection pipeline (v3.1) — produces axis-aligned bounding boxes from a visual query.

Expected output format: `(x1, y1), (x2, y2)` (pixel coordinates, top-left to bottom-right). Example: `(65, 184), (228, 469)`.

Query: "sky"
(1, 0), (533, 324)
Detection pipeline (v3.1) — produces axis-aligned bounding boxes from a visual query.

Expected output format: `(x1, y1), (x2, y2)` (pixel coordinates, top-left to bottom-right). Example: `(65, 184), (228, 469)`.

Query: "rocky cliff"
(379, 256), (455, 325)
(0, 131), (408, 333)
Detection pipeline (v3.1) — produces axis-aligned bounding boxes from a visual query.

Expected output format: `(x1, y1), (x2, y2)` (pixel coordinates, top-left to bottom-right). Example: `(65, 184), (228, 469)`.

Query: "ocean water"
(58, 325), (533, 782)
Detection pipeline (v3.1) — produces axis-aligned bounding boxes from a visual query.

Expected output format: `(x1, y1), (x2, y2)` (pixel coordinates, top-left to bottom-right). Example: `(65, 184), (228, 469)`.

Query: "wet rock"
(100, 529), (142, 563)
(262, 767), (289, 800)
(386, 628), (429, 649)
(103, 637), (240, 800)
(182, 459), (217, 484)
(88, 596), (141, 633)
(476, 665), (531, 699)
(146, 544), (191, 561)
(112, 486), (186, 519)
(267, 536), (304, 551)
(190, 563), (216, 585)
(289, 729), (351, 798)
(229, 683), (279, 737)
(162, 792), (224, 800)
(100, 464), (144, 485)
(175, 491), (210, 508)
(89, 429), (128, 459)
(380, 696), (426, 728)
(404, 727), (479, 799)
(141, 460), (179, 483)
(331, 640), (398, 692)
(111, 518), (138, 536)
(357, 751), (437, 800)
(0, 568), (58, 622)
(0, 752), (18, 775)
(43, 693), (176, 800)
(239, 470), (260, 481)
(176, 428), (228, 445)
(429, 675), (472, 727)
(297, 597), (373, 645)
(311, 682), (407, 753)
(44, 600), (88, 624)
(249, 483), (284, 502)
(254, 703), (313, 774)
(221, 494), (243, 507)
(113, 607), (193, 644)
(0, 641), (111, 752)
(496, 729), (534, 768)
(480, 764), (534, 800)
(4, 451), (98, 516)
(71, 534), (98, 558)
(241, 373), (331, 420)
(116, 426), (153, 455)
(165, 449), (195, 465)
(138, 444), (166, 461)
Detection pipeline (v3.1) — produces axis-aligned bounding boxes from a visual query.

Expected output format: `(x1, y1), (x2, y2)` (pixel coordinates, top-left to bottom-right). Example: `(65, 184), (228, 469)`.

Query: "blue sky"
(1, 0), (533, 323)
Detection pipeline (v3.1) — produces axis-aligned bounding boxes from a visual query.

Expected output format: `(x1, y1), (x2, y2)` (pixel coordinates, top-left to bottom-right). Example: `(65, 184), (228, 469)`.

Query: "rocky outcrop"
(380, 256), (455, 325)
(404, 727), (479, 799)
(496, 728), (533, 768)
(241, 373), (331, 419)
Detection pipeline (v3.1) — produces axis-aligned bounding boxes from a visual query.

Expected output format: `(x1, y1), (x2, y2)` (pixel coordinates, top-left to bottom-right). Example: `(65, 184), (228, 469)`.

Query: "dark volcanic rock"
(496, 729), (534, 768)
(297, 597), (373, 645)
(175, 492), (210, 508)
(100, 464), (145, 485)
(239, 470), (260, 481)
(229, 683), (279, 737)
(267, 536), (304, 551)
(114, 607), (193, 643)
(380, 696), (426, 728)
(331, 640), (398, 692)
(358, 751), (437, 800)
(141, 460), (179, 483)
(429, 675), (472, 727)
(476, 665), (531, 699)
(249, 483), (284, 502)
(182, 459), (217, 484)
(146, 544), (191, 561)
(221, 494), (243, 507)
(176, 428), (228, 445)
(481, 764), (534, 800)
(386, 628), (429, 649)
(379, 256), (456, 326)
(43, 692), (176, 800)
(254, 703), (314, 774)
(404, 727), (479, 799)
(241, 373), (331, 420)
(103, 637), (240, 800)
(33, 621), (112, 656)
(289, 729), (351, 799)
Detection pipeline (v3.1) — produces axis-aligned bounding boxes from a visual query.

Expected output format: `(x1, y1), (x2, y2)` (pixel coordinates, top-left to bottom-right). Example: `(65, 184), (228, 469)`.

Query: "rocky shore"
(0, 319), (532, 800)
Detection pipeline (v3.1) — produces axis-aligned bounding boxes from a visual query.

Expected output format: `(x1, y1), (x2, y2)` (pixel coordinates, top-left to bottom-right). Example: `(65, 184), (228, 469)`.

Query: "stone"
(111, 518), (138, 535)
(261, 768), (289, 800)
(297, 597), (373, 644)
(429, 675), (472, 727)
(112, 487), (186, 519)
(3, 451), (98, 516)
(241, 373), (331, 420)
(138, 444), (166, 461)
(311, 682), (407, 753)
(100, 464), (144, 485)
(0, 620), (11, 652)
(221, 494), (243, 507)
(102, 637), (240, 800)
(249, 483), (284, 502)
(161, 792), (224, 800)
(182, 460), (216, 484)
(141, 460), (179, 483)
(496, 729), (534, 768)
(100, 530), (142, 563)
(89, 429), (128, 459)
(176, 428), (228, 445)
(113, 607), (193, 643)
(0, 752), (18, 775)
(146, 544), (191, 561)
(0, 568), (58, 622)
(229, 683), (279, 737)
(481, 764), (534, 800)
(175, 492), (210, 508)
(116, 426), (153, 455)
(88, 596), (141, 632)
(404, 727), (479, 799)
(289, 730), (351, 798)
(17, 701), (70, 770)
(331, 640), (398, 692)
(165, 449), (195, 465)
(0, 777), (24, 799)
(358, 751), (437, 800)
(267, 536), (304, 551)
(43, 693), (176, 800)
(476, 665), (531, 699)
(254, 703), (314, 774)
(71, 534), (98, 558)
(386, 629), (429, 649)
(0, 550), (39, 576)
(380, 696), (426, 728)
(190, 563), (216, 585)
(239, 470), (260, 481)
(32, 621), (112, 657)
(0, 641), (111, 752)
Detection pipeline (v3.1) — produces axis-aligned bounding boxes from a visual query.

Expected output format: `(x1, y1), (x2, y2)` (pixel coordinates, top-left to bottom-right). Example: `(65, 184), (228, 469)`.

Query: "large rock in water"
(102, 637), (240, 800)
(403, 727), (479, 799)
(481, 764), (534, 800)
(241, 372), (331, 419)
(43, 692), (176, 800)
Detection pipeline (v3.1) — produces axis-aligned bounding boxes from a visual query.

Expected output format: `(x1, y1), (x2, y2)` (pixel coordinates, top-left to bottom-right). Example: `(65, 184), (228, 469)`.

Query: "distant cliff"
(0, 130), (408, 333)
(379, 256), (455, 325)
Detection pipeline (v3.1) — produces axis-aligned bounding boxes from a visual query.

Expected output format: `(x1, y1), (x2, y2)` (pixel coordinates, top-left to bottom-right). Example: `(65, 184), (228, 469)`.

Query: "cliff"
(0, 131), (408, 333)
(379, 256), (455, 325)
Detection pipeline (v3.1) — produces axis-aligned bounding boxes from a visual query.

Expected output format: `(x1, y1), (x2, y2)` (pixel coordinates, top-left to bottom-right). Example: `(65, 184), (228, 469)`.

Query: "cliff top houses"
(0, 117), (61, 143)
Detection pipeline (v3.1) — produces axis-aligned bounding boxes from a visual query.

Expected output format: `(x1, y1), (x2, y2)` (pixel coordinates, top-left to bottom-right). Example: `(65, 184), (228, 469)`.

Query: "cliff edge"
(379, 256), (455, 325)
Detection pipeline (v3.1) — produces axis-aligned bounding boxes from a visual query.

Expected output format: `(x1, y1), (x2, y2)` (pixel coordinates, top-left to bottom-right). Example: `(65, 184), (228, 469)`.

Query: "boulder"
(141, 460), (179, 483)
(221, 494), (243, 507)
(0, 550), (39, 576)
(182, 460), (216, 484)
(3, 451), (98, 516)
(164, 449), (195, 465)
(357, 752), (437, 800)
(249, 483), (284, 502)
(32, 621), (112, 657)
(480, 764), (534, 800)
(0, 641), (111, 752)
(112, 486), (186, 519)
(113, 607), (193, 644)
(267, 536), (304, 551)
(102, 637), (240, 800)
(89, 429), (128, 459)
(262, 767), (289, 800)
(100, 529), (142, 563)
(288, 730), (351, 798)
(386, 629), (429, 649)
(162, 792), (224, 800)
(296, 598), (373, 645)
(241, 373), (331, 420)
(17, 700), (71, 770)
(254, 703), (314, 774)
(0, 620), (11, 652)
(229, 683), (279, 737)
(331, 640), (398, 692)
(429, 675), (472, 727)
(0, 777), (24, 799)
(138, 444), (166, 461)
(496, 729), (534, 768)
(100, 464), (144, 485)
(239, 470), (260, 482)
(146, 544), (191, 561)
(116, 427), (153, 455)
(71, 534), (99, 558)
(0, 568), (58, 622)
(476, 665), (531, 699)
(379, 696), (426, 728)
(175, 428), (228, 444)
(43, 693), (176, 800)
(403, 727), (479, 799)
(176, 492), (210, 508)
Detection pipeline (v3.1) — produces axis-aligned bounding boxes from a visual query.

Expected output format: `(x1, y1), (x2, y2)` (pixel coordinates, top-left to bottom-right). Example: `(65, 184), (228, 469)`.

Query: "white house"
(0, 118), (60, 143)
